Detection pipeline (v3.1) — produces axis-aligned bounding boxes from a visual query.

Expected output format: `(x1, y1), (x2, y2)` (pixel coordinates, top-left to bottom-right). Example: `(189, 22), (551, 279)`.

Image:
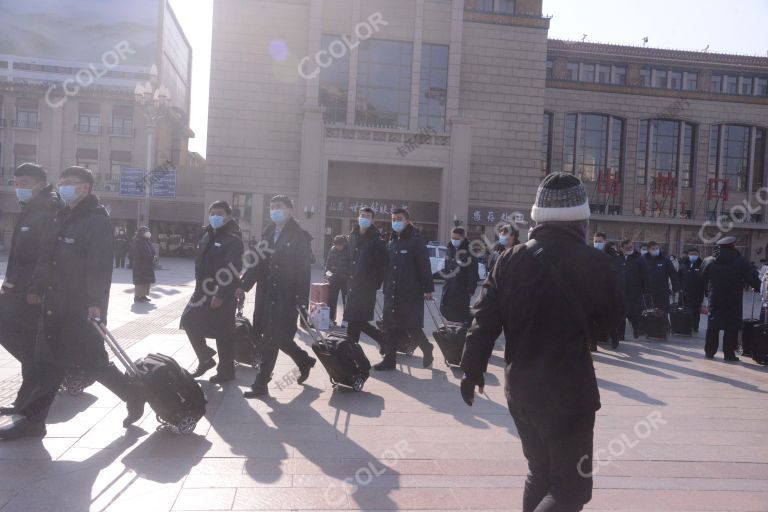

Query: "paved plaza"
(0, 257), (766, 511)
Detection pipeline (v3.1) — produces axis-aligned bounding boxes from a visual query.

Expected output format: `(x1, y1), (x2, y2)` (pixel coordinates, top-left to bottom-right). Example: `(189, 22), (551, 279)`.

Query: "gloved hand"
(460, 373), (485, 406)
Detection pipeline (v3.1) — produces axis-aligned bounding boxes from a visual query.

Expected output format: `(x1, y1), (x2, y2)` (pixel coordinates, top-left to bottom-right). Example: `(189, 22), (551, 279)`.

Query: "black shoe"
(123, 398), (145, 428)
(209, 373), (235, 384)
(705, 354), (715, 360)
(373, 355), (396, 371)
(191, 358), (216, 378)
(243, 382), (269, 399)
(724, 355), (740, 362)
(297, 358), (317, 385)
(142, 296), (152, 302)
(0, 405), (18, 416)
(422, 345), (434, 368)
(0, 415), (47, 440)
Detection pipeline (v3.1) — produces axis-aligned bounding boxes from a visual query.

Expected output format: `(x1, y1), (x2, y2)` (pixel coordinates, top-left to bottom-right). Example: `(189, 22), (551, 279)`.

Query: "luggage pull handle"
(89, 318), (140, 378)
(374, 294), (384, 322)
(236, 295), (245, 318)
(424, 298), (447, 330)
(297, 306), (330, 350)
(641, 294), (655, 311)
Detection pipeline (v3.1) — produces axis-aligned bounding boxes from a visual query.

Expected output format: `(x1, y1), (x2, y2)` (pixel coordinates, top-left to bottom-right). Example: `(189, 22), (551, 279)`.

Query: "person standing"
(486, 224), (520, 276)
(643, 241), (679, 314)
(239, 195), (316, 398)
(1, 166), (145, 440)
(701, 237), (760, 361)
(0, 164), (63, 417)
(344, 207), (387, 347)
(460, 173), (625, 512)
(114, 229), (129, 268)
(678, 247), (705, 333)
(374, 208), (435, 371)
(592, 233), (624, 349)
(440, 227), (479, 324)
(619, 239), (650, 339)
(131, 226), (156, 304)
(325, 235), (351, 327)
(181, 201), (244, 383)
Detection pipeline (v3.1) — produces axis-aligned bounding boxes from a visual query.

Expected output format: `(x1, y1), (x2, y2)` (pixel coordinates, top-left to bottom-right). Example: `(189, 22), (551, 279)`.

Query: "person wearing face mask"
(238, 195), (316, 398)
(131, 226), (156, 304)
(592, 234), (624, 349)
(640, 244), (649, 257)
(1, 166), (145, 440)
(324, 235), (352, 327)
(181, 201), (245, 384)
(677, 248), (705, 333)
(643, 241), (680, 318)
(486, 224), (520, 276)
(374, 208), (435, 371)
(114, 229), (129, 269)
(0, 164), (63, 419)
(343, 207), (387, 348)
(440, 227), (479, 324)
(619, 239), (650, 339)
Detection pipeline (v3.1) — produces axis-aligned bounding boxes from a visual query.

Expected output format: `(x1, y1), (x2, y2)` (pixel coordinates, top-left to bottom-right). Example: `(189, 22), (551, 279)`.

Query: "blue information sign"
(151, 168), (177, 198)
(119, 167), (146, 197)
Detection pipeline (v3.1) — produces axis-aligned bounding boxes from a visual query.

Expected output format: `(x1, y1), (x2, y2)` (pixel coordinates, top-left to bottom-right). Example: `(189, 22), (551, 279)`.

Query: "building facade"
(207, 0), (768, 261)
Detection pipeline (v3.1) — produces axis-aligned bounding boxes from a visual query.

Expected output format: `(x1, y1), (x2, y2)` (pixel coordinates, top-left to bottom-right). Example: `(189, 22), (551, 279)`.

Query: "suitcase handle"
(642, 294), (655, 311)
(424, 298), (446, 330)
(89, 318), (140, 378)
(236, 296), (245, 318)
(374, 294), (384, 322)
(297, 305), (330, 350)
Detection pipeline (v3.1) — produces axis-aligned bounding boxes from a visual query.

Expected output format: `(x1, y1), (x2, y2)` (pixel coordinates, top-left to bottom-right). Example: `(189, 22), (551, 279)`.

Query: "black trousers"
(253, 334), (312, 386)
(511, 407), (595, 512)
(705, 327), (738, 358)
(346, 320), (383, 346)
(181, 300), (238, 377)
(380, 328), (431, 357)
(0, 294), (41, 407)
(328, 279), (348, 323)
(625, 296), (643, 335)
(684, 303), (703, 332)
(186, 329), (236, 377)
(115, 253), (127, 268)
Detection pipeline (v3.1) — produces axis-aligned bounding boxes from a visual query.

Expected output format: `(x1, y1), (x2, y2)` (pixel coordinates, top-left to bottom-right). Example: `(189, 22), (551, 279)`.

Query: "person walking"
(239, 195), (316, 398)
(486, 224), (520, 276)
(0, 164), (63, 417)
(131, 226), (156, 304)
(460, 173), (625, 512)
(678, 247), (705, 333)
(344, 207), (387, 347)
(619, 239), (650, 339)
(0, 166), (145, 440)
(374, 208), (435, 371)
(592, 233), (624, 349)
(181, 201), (245, 383)
(643, 241), (679, 314)
(701, 237), (760, 361)
(325, 235), (351, 327)
(440, 227), (479, 324)
(114, 229), (129, 268)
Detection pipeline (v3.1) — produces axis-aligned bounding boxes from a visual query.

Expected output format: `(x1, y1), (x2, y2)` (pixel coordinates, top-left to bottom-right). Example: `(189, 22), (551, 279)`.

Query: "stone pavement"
(0, 257), (767, 511)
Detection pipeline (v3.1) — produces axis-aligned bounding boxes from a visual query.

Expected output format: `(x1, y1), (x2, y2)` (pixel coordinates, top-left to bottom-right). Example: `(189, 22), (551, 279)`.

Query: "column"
(298, 104), (327, 258)
(409, 0), (425, 131)
(446, 0), (465, 121)
(305, 0), (323, 106)
(441, 117), (472, 244)
(345, 0), (361, 125)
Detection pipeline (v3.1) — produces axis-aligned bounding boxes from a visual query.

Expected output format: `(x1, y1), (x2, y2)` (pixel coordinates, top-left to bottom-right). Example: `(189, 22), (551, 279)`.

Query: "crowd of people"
(0, 163), (761, 511)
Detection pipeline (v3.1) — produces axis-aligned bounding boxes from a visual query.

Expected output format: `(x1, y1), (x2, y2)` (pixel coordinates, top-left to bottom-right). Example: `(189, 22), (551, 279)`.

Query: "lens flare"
(269, 40), (289, 62)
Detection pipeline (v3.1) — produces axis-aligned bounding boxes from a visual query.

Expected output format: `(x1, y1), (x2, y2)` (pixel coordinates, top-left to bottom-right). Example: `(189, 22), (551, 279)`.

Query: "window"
(669, 71), (683, 90)
(710, 124), (767, 193)
(564, 113), (625, 183)
(541, 112), (553, 173)
(596, 64), (610, 84)
(419, 44), (448, 131)
(636, 120), (696, 188)
(15, 104), (39, 129)
(741, 78), (753, 96)
(78, 103), (101, 133)
(654, 69), (668, 88)
(546, 60), (554, 79)
(465, 0), (494, 11)
(724, 75), (738, 94)
(232, 193), (253, 241)
(565, 62), (579, 81)
(684, 72), (698, 91)
(640, 67), (651, 87)
(111, 105), (134, 136)
(708, 125), (720, 178)
(754, 129), (765, 191)
(710, 75), (723, 93)
(756, 78), (768, 96)
(497, 0), (515, 14)
(76, 148), (99, 179)
(319, 34), (350, 125)
(356, 39), (413, 128)
(611, 66), (626, 85)
(109, 150), (131, 181)
(579, 63), (595, 83)
(13, 143), (36, 168)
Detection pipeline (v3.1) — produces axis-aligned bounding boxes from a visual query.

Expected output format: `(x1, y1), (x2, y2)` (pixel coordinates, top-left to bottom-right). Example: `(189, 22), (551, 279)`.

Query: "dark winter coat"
(114, 234), (130, 257)
(39, 194), (114, 368)
(462, 223), (626, 416)
(440, 239), (479, 323)
(382, 224), (434, 330)
(702, 247), (760, 330)
(678, 257), (705, 307)
(131, 237), (156, 285)
(181, 220), (244, 338)
(241, 217), (312, 344)
(643, 252), (680, 309)
(620, 250), (649, 302)
(343, 225), (387, 323)
(325, 244), (352, 284)
(486, 240), (521, 277)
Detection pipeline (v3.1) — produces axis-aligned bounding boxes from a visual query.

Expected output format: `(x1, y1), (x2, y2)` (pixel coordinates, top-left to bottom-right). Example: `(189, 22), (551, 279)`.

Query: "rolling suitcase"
(640, 295), (669, 341)
(740, 293), (761, 357)
(91, 319), (207, 435)
(234, 298), (261, 370)
(426, 298), (467, 367)
(751, 323), (768, 365)
(670, 296), (693, 336)
(298, 306), (371, 391)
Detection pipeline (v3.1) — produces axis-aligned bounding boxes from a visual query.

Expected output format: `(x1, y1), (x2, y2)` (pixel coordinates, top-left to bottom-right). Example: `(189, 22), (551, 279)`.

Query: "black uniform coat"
(440, 239), (479, 323)
(131, 237), (156, 285)
(181, 220), (244, 338)
(620, 250), (649, 302)
(241, 217), (312, 344)
(114, 234), (129, 257)
(325, 244), (352, 284)
(702, 247), (760, 330)
(461, 223), (626, 416)
(643, 252), (680, 309)
(39, 194), (114, 368)
(382, 224), (434, 331)
(486, 240), (522, 279)
(678, 257), (705, 307)
(343, 225), (387, 323)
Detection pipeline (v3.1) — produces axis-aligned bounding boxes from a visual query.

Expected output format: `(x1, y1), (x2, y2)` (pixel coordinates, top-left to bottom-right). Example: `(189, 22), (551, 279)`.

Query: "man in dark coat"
(486, 224), (520, 277)
(374, 208), (435, 371)
(181, 201), (244, 383)
(702, 237), (760, 361)
(678, 247), (705, 333)
(131, 226), (156, 303)
(1, 167), (144, 440)
(619, 239), (650, 339)
(593, 233), (625, 349)
(325, 235), (351, 326)
(643, 241), (679, 314)
(344, 207), (387, 347)
(0, 164), (63, 417)
(461, 173), (626, 512)
(239, 195), (316, 398)
(440, 227), (479, 324)
(114, 230), (129, 268)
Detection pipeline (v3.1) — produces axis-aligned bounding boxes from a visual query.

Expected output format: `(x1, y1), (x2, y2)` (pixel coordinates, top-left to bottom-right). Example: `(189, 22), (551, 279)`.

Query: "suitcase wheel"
(64, 379), (86, 396)
(176, 415), (198, 436)
(352, 376), (365, 392)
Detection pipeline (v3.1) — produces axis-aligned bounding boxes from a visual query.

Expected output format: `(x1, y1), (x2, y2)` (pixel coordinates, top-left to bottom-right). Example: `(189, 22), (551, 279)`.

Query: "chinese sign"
(328, 197), (439, 223)
(119, 167), (146, 197)
(150, 167), (177, 198)
(468, 207), (531, 227)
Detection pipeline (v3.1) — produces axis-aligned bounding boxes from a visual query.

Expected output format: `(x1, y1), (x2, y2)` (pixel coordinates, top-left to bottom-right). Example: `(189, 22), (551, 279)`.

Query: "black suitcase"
(670, 306), (693, 336)
(299, 307), (370, 391)
(751, 324), (768, 365)
(234, 300), (262, 370)
(426, 299), (467, 367)
(740, 293), (762, 357)
(640, 295), (669, 340)
(92, 320), (207, 435)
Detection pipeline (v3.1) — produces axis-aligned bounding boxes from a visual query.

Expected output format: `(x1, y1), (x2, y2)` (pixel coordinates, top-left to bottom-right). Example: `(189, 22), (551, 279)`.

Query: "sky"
(170, 0), (768, 158)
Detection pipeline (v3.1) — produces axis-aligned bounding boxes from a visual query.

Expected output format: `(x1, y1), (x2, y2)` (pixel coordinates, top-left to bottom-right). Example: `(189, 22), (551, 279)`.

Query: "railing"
(324, 124), (450, 148)
(13, 119), (41, 130)
(74, 124), (102, 134)
(108, 125), (135, 137)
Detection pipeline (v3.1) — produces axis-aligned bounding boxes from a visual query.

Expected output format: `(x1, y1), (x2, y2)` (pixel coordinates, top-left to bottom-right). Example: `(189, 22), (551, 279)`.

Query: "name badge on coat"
(20, 226), (30, 232)
(400, 250), (408, 254)
(64, 238), (75, 244)
(215, 242), (222, 247)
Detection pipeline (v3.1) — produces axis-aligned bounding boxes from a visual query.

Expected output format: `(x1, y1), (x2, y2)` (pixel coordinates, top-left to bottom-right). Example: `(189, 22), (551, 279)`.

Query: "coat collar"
(206, 218), (242, 240)
(529, 222), (586, 245)
(263, 216), (301, 239)
(64, 194), (102, 218)
(23, 184), (62, 212)
(391, 223), (415, 242)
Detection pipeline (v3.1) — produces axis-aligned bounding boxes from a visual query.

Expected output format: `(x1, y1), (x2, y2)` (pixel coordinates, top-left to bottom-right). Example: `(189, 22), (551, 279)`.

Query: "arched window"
(563, 113), (624, 183)
(636, 119), (696, 188)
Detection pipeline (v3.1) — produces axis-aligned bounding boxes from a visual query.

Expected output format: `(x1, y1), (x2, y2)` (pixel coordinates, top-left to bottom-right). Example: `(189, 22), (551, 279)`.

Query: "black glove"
(460, 373), (485, 406)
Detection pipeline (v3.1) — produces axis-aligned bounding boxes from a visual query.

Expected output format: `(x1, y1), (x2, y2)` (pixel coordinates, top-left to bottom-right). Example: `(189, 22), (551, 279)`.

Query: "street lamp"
(134, 64), (170, 229)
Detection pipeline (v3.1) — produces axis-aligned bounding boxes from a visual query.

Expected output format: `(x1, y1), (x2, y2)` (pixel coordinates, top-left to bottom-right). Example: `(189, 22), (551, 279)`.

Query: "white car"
(426, 243), (487, 281)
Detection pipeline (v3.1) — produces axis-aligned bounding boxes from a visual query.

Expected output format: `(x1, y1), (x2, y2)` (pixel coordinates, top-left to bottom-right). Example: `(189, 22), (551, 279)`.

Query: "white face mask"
(143, 232), (151, 239)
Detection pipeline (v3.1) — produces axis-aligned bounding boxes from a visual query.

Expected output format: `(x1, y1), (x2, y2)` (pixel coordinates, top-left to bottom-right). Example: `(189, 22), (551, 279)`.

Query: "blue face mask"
(498, 235), (509, 246)
(593, 242), (606, 251)
(392, 221), (406, 233)
(15, 188), (33, 203)
(689, 255), (698, 263)
(58, 185), (80, 205)
(270, 209), (286, 224)
(451, 239), (462, 248)
(651, 249), (660, 257)
(209, 215), (225, 230)
(641, 249), (648, 256)
(358, 217), (372, 229)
